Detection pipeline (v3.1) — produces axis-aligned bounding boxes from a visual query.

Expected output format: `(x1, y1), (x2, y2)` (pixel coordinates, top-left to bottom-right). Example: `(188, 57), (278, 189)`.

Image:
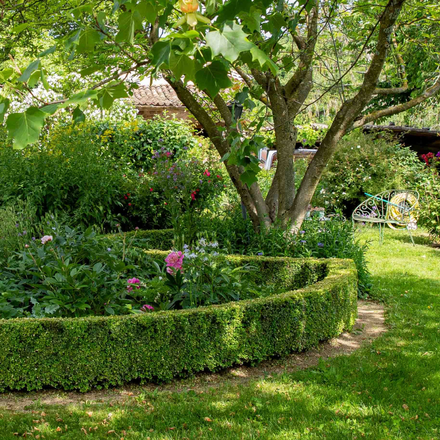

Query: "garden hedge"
(0, 255), (357, 392)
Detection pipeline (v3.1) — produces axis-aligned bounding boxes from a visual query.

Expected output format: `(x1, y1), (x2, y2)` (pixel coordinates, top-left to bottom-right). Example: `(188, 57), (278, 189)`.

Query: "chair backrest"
(352, 190), (419, 224)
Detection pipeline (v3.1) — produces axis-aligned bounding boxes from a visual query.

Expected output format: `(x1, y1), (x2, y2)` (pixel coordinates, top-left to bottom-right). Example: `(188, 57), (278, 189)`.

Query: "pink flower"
(141, 304), (154, 312)
(128, 278), (141, 284)
(203, 169), (211, 177)
(127, 286), (133, 293)
(165, 251), (184, 274)
(41, 235), (53, 245)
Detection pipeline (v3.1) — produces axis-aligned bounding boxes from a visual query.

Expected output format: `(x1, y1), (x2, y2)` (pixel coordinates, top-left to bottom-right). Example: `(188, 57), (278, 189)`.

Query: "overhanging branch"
(353, 76), (440, 129)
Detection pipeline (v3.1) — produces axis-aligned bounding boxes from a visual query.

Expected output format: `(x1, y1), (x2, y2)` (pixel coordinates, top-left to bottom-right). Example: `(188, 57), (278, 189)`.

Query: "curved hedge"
(0, 256), (357, 392)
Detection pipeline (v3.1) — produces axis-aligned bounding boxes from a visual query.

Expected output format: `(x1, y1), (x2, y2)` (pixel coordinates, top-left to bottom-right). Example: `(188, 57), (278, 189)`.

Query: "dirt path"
(0, 300), (385, 412)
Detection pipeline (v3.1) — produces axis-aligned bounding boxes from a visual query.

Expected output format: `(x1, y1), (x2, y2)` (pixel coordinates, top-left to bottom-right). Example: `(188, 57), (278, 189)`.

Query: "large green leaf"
(206, 22), (254, 63)
(6, 107), (47, 149)
(98, 83), (128, 109)
(151, 41), (171, 68)
(169, 52), (195, 81)
(64, 89), (99, 106)
(77, 28), (101, 53)
(0, 97), (10, 123)
(136, 1), (158, 24)
(250, 47), (278, 75)
(116, 9), (143, 44)
(195, 60), (232, 98)
(0, 68), (14, 83)
(17, 60), (41, 83)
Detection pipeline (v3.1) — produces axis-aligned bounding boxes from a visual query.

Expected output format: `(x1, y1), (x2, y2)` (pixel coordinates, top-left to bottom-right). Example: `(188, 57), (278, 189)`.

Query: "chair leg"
(408, 228), (415, 246)
(379, 223), (384, 244)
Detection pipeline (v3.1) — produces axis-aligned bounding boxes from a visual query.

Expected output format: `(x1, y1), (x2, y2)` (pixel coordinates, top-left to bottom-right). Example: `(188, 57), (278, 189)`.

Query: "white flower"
(41, 235), (53, 244)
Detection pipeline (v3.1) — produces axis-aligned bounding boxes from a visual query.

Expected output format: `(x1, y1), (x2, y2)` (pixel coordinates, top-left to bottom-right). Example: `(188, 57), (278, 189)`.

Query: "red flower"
(150, 188), (153, 192)
(216, 175), (221, 179)
(203, 169), (211, 177)
(124, 196), (128, 199)
(128, 203), (132, 206)
(191, 191), (196, 201)
(196, 188), (200, 192)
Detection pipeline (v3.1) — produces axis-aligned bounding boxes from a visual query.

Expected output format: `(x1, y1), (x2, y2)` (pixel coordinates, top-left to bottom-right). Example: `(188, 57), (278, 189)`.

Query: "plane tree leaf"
(195, 60), (232, 98)
(206, 22), (254, 63)
(6, 107), (47, 149)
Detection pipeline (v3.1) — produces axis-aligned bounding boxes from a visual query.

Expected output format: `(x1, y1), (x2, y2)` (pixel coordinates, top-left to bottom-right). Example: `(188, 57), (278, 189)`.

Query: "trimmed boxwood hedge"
(0, 255), (357, 392)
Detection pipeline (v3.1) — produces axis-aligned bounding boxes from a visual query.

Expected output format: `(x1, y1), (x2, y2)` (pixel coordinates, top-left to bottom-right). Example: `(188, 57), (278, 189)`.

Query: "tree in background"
(0, 0), (439, 231)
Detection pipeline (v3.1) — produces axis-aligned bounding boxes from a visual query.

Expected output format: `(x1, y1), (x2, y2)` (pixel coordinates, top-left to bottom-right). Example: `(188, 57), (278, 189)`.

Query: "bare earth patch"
(0, 300), (385, 412)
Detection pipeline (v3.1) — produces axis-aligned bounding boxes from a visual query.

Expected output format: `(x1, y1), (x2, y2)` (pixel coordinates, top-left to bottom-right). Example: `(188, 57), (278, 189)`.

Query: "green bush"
(94, 115), (200, 171)
(314, 130), (424, 214)
(0, 124), (132, 230)
(416, 154), (440, 241)
(0, 256), (357, 392)
(125, 215), (371, 298)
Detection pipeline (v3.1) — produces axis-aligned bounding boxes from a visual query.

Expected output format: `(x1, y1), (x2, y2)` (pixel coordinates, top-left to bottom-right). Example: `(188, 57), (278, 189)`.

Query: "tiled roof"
(132, 84), (185, 107)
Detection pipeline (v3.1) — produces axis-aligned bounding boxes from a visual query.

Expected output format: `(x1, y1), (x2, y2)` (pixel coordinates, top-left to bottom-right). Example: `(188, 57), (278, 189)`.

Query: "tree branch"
(284, 3), (319, 98)
(353, 76), (440, 129)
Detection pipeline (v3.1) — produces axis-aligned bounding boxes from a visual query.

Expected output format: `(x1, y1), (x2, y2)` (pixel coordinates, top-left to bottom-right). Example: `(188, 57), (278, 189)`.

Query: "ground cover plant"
(0, 228), (438, 439)
(0, 225), (285, 319)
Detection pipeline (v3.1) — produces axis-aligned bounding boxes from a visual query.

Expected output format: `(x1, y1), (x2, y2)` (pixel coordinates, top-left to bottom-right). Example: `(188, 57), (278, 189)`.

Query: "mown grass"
(0, 228), (439, 439)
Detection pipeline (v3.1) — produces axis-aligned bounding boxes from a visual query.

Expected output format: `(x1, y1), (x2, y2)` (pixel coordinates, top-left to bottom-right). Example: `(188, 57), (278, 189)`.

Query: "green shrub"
(0, 124), (131, 230)
(0, 256), (357, 392)
(314, 130), (424, 214)
(0, 223), (154, 319)
(94, 115), (201, 171)
(128, 216), (370, 298)
(416, 154), (440, 241)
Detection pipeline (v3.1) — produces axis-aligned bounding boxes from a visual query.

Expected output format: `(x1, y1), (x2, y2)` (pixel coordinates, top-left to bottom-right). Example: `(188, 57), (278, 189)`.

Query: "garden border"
(0, 255), (357, 392)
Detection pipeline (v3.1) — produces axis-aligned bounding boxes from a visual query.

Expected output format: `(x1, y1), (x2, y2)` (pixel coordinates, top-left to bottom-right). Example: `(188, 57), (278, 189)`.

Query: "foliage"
(150, 149), (227, 247)
(2, 0), (439, 232)
(0, 124), (131, 230)
(416, 152), (440, 241)
(0, 256), (357, 392)
(0, 201), (41, 263)
(0, 222), (152, 319)
(313, 131), (424, 214)
(140, 240), (267, 311)
(117, 214), (372, 298)
(0, 116), (218, 232)
(94, 115), (201, 171)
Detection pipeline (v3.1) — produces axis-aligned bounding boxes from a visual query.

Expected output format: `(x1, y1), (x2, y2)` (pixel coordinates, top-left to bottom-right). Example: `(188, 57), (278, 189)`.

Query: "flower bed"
(0, 255), (357, 392)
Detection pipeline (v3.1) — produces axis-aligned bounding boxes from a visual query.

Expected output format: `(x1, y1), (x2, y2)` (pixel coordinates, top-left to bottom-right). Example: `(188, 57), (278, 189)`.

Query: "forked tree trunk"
(168, 0), (407, 234)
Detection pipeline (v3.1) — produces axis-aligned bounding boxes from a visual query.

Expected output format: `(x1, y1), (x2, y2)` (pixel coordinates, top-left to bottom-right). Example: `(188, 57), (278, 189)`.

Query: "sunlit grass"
(0, 228), (439, 439)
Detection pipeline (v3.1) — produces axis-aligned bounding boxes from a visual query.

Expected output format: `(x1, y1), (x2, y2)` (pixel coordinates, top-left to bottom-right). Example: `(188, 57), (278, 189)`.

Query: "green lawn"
(1, 228), (439, 439)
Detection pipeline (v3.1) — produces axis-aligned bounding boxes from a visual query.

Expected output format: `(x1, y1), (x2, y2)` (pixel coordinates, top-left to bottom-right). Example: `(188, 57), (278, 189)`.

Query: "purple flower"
(107, 248), (112, 252)
(318, 242), (324, 248)
(15, 223), (19, 228)
(300, 240), (306, 244)
(300, 230), (305, 234)
(32, 237), (36, 241)
(257, 252), (263, 256)
(436, 151), (440, 157)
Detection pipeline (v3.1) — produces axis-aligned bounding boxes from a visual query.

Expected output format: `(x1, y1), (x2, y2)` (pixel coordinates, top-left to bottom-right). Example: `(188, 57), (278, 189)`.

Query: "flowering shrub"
(137, 238), (268, 311)
(94, 115), (201, 171)
(416, 152), (440, 241)
(149, 150), (227, 247)
(313, 131), (424, 215)
(0, 223), (153, 319)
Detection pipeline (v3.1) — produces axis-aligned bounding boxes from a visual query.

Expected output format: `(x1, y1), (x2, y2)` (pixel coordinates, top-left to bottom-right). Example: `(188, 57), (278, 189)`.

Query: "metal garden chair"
(352, 190), (419, 245)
